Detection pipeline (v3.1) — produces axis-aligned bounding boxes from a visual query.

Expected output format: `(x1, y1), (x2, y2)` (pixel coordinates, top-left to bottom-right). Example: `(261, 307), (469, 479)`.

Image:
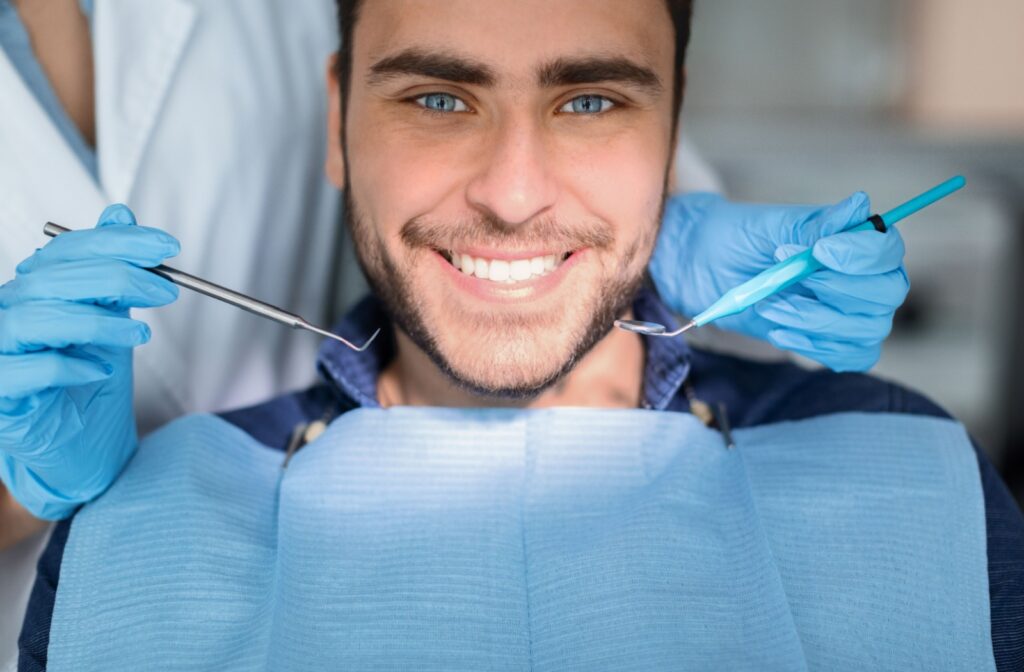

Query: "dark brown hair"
(333, 0), (694, 135)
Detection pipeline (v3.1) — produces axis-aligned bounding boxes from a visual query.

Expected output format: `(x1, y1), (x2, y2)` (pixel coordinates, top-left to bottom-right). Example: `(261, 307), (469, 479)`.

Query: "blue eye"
(560, 95), (615, 114)
(414, 93), (468, 113)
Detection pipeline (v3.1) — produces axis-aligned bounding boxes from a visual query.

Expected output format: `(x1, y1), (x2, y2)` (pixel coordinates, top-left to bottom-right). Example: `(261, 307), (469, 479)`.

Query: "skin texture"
(0, 485), (47, 549)
(325, 0), (681, 409)
(12, 0), (95, 146)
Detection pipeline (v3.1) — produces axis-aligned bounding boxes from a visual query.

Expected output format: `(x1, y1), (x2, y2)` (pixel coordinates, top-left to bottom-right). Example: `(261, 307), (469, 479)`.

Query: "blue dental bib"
(47, 408), (993, 671)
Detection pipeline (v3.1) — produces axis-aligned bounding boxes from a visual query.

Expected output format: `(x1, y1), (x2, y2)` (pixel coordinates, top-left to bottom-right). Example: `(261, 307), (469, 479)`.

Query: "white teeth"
(488, 259), (510, 282)
(509, 259), (532, 281)
(447, 250), (570, 283)
(473, 258), (489, 279)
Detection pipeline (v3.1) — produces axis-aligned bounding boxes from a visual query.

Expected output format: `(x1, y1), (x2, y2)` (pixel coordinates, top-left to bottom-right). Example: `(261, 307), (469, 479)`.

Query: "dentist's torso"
(0, 0), (342, 432)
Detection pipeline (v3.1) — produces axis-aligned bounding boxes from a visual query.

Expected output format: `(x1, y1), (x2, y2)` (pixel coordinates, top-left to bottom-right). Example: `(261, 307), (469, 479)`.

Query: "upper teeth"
(449, 252), (563, 283)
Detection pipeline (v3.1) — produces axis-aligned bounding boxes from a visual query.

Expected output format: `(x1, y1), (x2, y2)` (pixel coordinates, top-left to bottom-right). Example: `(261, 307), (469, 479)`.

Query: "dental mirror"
(613, 319), (696, 337)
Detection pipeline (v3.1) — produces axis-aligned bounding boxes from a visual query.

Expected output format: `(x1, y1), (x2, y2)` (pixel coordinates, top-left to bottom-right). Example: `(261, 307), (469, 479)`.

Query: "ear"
(325, 52), (346, 189)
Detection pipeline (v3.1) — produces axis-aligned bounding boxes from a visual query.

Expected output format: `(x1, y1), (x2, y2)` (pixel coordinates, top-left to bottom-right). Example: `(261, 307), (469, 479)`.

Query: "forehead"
(353, 0), (675, 83)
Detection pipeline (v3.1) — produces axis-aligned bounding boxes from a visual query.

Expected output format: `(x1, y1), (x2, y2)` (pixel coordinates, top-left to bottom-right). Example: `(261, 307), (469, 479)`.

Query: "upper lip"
(439, 246), (573, 261)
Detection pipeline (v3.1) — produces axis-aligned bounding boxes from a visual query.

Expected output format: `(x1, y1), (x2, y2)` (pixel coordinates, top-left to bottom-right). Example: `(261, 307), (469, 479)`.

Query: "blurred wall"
(684, 0), (907, 117)
(906, 0), (1024, 131)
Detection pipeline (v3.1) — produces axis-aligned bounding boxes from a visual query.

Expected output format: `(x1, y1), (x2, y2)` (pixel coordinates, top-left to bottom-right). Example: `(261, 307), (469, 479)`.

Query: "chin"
(432, 329), (576, 400)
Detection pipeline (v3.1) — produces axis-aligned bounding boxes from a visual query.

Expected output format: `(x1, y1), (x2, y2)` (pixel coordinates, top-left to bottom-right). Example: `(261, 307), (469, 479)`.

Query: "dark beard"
(342, 188), (659, 401)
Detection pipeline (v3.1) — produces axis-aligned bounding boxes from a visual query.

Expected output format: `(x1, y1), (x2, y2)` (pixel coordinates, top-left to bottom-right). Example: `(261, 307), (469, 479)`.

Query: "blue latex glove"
(0, 205), (180, 520)
(650, 191), (909, 372)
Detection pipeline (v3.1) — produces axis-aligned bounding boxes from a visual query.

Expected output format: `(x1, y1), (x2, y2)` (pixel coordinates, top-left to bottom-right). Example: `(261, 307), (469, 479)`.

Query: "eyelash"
(407, 92), (622, 118)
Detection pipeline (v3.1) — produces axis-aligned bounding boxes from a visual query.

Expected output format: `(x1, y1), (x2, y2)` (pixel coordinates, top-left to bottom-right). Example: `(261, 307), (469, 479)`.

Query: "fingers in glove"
(773, 243), (909, 315)
(812, 227), (905, 275)
(778, 225), (905, 277)
(773, 243), (807, 263)
(0, 303), (151, 354)
(767, 329), (883, 372)
(799, 268), (909, 316)
(94, 203), (137, 228)
(792, 191), (871, 245)
(16, 226), (180, 275)
(755, 294), (893, 343)
(0, 351), (113, 398)
(0, 259), (179, 309)
(0, 393), (62, 458)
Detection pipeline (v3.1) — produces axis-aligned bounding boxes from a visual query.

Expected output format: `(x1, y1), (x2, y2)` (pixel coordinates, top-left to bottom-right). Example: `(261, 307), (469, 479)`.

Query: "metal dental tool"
(616, 175), (967, 338)
(43, 222), (380, 352)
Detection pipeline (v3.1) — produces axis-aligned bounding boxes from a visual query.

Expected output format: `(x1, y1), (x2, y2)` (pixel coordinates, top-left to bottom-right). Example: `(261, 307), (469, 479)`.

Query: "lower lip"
(434, 249), (587, 304)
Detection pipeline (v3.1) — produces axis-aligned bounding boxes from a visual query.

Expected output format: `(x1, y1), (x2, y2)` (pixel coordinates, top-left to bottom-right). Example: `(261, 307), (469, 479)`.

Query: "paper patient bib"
(47, 408), (994, 671)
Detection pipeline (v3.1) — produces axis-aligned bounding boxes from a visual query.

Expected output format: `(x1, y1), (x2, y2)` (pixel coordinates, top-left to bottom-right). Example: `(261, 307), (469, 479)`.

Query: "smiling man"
(333, 0), (680, 408)
(14, 0), (1024, 670)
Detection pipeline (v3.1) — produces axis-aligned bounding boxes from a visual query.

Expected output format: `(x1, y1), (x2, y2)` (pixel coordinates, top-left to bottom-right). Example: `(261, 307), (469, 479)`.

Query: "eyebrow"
(537, 56), (663, 94)
(367, 49), (497, 86)
(366, 49), (663, 95)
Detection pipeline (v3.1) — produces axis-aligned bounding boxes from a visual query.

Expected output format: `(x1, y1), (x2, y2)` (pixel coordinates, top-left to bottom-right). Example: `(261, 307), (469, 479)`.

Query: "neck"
(377, 311), (646, 409)
(14, 0), (96, 147)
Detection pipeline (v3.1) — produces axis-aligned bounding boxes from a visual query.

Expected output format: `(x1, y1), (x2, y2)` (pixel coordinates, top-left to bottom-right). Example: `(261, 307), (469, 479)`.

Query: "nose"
(465, 116), (559, 227)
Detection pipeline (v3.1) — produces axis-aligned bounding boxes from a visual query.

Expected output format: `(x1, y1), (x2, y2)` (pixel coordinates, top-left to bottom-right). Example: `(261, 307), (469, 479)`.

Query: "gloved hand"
(0, 205), (180, 520)
(649, 191), (908, 372)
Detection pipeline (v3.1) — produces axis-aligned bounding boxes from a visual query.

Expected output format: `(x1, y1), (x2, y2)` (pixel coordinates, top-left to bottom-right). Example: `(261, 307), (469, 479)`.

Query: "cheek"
(558, 134), (667, 265)
(346, 108), (471, 247)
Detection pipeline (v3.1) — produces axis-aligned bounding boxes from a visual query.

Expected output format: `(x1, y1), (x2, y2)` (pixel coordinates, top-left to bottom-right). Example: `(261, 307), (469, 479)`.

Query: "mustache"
(400, 212), (615, 253)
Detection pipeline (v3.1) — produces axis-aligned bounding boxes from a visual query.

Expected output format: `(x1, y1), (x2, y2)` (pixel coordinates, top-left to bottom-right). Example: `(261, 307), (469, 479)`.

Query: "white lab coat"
(0, 0), (342, 433)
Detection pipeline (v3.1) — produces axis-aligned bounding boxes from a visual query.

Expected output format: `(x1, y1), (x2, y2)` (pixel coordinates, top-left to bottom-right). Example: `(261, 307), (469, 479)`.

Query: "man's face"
(329, 0), (678, 398)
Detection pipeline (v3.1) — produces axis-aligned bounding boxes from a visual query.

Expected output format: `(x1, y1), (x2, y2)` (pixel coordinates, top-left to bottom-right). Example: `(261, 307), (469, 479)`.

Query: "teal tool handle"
(691, 175), (966, 327)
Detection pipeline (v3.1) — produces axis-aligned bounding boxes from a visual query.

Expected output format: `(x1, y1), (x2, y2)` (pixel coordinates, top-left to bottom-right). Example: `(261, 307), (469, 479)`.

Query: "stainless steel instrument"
(43, 222), (379, 352)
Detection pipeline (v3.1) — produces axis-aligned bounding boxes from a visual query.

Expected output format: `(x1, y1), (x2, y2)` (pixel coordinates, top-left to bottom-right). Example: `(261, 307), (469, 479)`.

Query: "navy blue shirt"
(19, 289), (1024, 670)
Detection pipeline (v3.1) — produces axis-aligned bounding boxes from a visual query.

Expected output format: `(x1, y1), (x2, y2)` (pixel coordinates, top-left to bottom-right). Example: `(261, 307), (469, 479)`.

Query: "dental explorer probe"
(43, 222), (380, 352)
(616, 175), (966, 338)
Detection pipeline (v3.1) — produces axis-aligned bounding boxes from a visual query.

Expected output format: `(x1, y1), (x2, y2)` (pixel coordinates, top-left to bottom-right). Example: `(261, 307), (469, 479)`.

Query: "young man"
(14, 0), (1023, 669)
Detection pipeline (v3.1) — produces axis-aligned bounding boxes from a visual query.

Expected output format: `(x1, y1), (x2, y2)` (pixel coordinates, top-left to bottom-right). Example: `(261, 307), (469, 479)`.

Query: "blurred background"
(679, 0), (1024, 503)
